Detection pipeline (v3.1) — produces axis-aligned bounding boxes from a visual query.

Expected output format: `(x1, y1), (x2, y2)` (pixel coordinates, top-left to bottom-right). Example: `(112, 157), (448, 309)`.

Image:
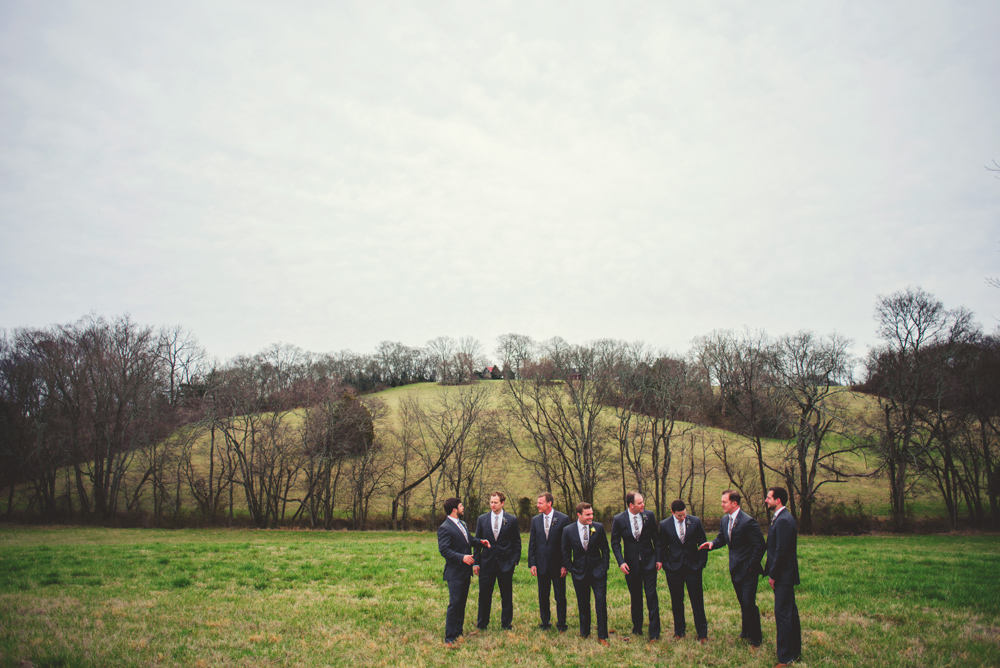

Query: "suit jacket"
(474, 511), (521, 574)
(710, 509), (765, 581)
(561, 521), (610, 581)
(611, 509), (660, 574)
(528, 509), (569, 576)
(438, 517), (486, 582)
(658, 515), (708, 573)
(764, 509), (800, 586)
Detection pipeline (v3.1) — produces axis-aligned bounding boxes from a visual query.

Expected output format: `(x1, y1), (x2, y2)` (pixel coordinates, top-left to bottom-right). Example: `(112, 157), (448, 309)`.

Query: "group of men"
(437, 487), (801, 667)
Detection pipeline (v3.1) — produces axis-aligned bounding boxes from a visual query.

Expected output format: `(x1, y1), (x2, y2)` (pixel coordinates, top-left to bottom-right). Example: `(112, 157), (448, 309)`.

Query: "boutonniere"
(589, 526), (596, 535)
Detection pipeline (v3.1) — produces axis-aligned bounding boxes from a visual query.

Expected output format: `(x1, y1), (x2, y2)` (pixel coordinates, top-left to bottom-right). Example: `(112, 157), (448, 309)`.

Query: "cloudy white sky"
(2, 1), (998, 362)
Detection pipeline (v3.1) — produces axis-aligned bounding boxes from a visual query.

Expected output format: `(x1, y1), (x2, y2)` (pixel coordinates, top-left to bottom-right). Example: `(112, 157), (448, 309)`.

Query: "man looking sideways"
(699, 490), (765, 650)
(437, 497), (490, 648)
(764, 486), (801, 667)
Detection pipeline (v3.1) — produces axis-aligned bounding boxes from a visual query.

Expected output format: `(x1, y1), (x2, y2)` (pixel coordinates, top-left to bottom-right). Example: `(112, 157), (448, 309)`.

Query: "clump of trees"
(2, 288), (997, 532)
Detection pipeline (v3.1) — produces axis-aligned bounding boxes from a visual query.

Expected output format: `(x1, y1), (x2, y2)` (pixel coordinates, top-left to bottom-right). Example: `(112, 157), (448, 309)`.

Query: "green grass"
(1, 527), (998, 667)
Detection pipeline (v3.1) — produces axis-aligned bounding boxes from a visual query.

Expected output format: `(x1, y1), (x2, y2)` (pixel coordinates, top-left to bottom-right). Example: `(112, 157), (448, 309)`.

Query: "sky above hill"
(2, 1), (999, 363)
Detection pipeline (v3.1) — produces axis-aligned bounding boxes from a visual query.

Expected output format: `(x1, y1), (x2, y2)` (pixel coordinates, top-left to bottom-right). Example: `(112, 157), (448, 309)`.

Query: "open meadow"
(1, 526), (998, 668)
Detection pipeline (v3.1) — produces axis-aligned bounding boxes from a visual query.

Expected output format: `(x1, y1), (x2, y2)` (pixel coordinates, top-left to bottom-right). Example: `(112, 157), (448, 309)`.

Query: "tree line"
(1, 287), (997, 532)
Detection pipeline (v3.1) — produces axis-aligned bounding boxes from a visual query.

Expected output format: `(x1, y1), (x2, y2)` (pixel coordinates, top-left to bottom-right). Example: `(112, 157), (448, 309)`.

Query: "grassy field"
(1, 526), (998, 667)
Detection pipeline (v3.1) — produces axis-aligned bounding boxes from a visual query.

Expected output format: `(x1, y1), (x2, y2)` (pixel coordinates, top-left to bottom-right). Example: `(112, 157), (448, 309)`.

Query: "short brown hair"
(575, 501), (592, 516)
(490, 491), (506, 503)
(722, 490), (741, 506)
(538, 492), (554, 504)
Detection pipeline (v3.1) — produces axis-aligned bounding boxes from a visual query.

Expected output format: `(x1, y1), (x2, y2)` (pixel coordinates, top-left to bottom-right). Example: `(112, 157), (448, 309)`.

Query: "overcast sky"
(2, 1), (998, 363)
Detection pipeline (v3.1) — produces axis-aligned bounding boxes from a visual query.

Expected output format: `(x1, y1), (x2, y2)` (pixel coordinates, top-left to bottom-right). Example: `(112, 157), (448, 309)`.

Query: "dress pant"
(445, 578), (471, 643)
(774, 583), (801, 663)
(665, 567), (708, 639)
(625, 569), (660, 639)
(537, 573), (567, 630)
(732, 575), (762, 646)
(476, 568), (514, 629)
(571, 575), (608, 640)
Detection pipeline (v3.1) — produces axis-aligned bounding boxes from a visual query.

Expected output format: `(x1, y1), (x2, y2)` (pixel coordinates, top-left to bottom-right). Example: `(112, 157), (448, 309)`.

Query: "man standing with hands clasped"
(437, 498), (490, 649)
(528, 492), (569, 632)
(610, 491), (661, 642)
(473, 491), (521, 632)
(764, 487), (801, 667)
(699, 490), (765, 651)
(659, 499), (709, 643)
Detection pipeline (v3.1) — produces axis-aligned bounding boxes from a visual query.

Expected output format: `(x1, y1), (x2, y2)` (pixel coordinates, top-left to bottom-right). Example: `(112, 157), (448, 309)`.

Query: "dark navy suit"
(473, 510), (521, 629)
(438, 517), (488, 643)
(611, 509), (661, 639)
(710, 509), (765, 646)
(764, 508), (801, 664)
(562, 521), (610, 639)
(659, 514), (708, 639)
(528, 509), (569, 630)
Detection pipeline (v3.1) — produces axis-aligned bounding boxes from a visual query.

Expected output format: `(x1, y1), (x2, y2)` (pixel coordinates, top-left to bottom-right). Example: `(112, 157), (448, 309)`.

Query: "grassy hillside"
(166, 380), (920, 527)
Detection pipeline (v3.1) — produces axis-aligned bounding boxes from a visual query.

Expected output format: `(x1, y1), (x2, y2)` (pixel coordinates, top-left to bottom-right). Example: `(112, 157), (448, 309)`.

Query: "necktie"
(459, 521), (469, 543)
(544, 514), (550, 539)
(582, 525), (590, 550)
(633, 514), (640, 539)
(494, 515), (500, 540)
(728, 514), (735, 541)
(679, 521), (685, 543)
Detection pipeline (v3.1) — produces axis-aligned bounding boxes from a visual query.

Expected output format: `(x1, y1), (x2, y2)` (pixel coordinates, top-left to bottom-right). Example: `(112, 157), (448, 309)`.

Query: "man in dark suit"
(437, 497), (490, 648)
(527, 492), (569, 631)
(473, 491), (521, 631)
(699, 490), (765, 649)
(764, 487), (801, 667)
(561, 502), (611, 646)
(610, 491), (661, 641)
(659, 499), (709, 643)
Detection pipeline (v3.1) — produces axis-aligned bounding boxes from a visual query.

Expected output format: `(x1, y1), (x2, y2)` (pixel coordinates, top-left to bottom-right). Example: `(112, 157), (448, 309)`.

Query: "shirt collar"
(773, 506), (785, 518)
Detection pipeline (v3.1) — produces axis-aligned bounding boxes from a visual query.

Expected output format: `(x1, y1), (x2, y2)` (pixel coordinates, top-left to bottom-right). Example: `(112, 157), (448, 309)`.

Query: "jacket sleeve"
(599, 527), (611, 572)
(692, 518), (708, 569)
(561, 525), (573, 570)
(765, 517), (790, 578)
(512, 514), (522, 565)
(610, 515), (625, 566)
(747, 516), (766, 576)
(527, 517), (537, 568)
(472, 516), (484, 565)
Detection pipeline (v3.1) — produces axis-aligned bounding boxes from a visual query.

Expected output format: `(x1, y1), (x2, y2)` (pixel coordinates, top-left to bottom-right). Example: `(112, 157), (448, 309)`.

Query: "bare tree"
(768, 331), (861, 533)
(499, 337), (615, 507)
(389, 384), (492, 528)
(861, 287), (973, 530)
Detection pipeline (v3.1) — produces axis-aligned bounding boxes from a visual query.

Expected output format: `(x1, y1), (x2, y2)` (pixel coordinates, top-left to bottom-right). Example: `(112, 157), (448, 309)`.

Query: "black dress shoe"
(537, 624), (552, 631)
(557, 626), (568, 633)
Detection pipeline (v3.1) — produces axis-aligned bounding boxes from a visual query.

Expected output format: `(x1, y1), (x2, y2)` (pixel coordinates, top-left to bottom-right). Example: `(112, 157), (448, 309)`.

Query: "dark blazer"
(438, 517), (486, 582)
(528, 510), (569, 575)
(710, 509), (765, 581)
(474, 511), (521, 574)
(611, 510), (660, 574)
(561, 521), (610, 581)
(764, 509), (800, 586)
(658, 515), (708, 572)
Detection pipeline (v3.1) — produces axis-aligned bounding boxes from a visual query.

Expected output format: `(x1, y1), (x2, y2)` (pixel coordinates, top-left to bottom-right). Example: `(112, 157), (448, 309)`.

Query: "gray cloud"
(2, 1), (998, 360)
